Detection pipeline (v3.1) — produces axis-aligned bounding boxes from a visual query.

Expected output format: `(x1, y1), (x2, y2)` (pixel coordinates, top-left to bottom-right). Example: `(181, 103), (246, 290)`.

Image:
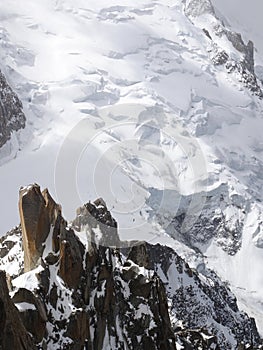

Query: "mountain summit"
(0, 184), (262, 349)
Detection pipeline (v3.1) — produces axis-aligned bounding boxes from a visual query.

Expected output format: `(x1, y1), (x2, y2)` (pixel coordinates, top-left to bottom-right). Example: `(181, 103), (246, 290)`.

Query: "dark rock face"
(0, 184), (262, 349)
(58, 226), (85, 289)
(12, 288), (47, 344)
(126, 242), (261, 348)
(0, 271), (35, 350)
(0, 70), (25, 148)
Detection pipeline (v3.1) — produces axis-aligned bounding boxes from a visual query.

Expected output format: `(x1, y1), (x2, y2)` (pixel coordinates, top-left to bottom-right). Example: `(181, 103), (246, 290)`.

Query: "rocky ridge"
(147, 184), (250, 256)
(184, 0), (263, 97)
(0, 184), (262, 349)
(0, 69), (26, 149)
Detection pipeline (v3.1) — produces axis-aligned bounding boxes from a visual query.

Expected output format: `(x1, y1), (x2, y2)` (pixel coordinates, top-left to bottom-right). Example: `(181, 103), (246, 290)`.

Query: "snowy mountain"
(0, 184), (261, 349)
(0, 0), (263, 346)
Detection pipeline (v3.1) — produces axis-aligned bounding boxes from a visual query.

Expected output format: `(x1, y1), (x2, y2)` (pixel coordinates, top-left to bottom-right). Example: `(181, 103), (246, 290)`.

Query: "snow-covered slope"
(0, 0), (263, 337)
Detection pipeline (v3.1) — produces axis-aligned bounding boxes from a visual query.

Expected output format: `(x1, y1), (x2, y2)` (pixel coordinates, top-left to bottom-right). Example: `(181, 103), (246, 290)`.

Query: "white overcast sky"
(212, 0), (263, 64)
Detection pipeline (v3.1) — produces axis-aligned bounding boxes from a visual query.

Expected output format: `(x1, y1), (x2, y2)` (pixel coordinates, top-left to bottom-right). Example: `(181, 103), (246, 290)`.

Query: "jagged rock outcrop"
(0, 70), (26, 148)
(0, 271), (35, 350)
(14, 185), (176, 349)
(224, 32), (254, 73)
(19, 184), (61, 272)
(0, 184), (262, 349)
(73, 198), (120, 247)
(126, 242), (261, 348)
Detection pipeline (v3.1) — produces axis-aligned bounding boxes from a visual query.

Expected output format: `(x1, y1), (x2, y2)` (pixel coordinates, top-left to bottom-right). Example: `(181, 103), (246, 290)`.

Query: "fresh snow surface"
(15, 302), (37, 312)
(0, 0), (263, 334)
(12, 265), (44, 291)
